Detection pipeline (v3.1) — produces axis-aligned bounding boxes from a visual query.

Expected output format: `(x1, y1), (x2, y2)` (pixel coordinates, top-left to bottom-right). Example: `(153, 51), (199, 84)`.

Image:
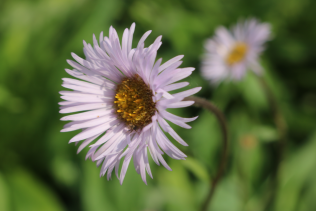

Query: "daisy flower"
(201, 18), (271, 84)
(59, 23), (201, 184)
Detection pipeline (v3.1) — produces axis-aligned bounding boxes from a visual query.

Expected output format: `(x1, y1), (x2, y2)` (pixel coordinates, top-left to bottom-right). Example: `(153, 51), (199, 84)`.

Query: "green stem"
(258, 76), (287, 211)
(184, 96), (229, 211)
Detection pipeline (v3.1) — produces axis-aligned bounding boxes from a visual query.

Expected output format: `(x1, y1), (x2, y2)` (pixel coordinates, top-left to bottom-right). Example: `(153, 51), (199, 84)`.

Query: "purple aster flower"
(201, 18), (271, 84)
(59, 23), (201, 184)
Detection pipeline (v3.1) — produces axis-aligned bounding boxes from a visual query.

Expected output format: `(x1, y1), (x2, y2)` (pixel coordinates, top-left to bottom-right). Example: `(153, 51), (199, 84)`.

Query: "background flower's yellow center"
(114, 74), (156, 131)
(226, 42), (248, 65)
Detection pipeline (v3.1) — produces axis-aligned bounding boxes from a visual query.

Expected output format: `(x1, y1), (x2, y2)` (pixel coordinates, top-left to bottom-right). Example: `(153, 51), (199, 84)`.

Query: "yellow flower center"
(226, 42), (248, 65)
(114, 74), (156, 131)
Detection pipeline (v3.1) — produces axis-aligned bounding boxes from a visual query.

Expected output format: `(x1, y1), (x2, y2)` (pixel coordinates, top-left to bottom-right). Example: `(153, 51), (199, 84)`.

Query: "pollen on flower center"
(226, 42), (248, 65)
(114, 74), (156, 131)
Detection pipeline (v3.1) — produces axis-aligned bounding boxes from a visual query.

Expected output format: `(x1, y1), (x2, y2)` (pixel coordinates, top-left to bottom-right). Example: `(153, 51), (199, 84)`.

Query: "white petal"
(120, 156), (132, 185)
(60, 95), (112, 103)
(128, 23), (135, 52)
(157, 116), (188, 146)
(59, 103), (108, 114)
(93, 128), (126, 160)
(148, 133), (160, 165)
(156, 128), (186, 159)
(166, 101), (195, 108)
(77, 134), (102, 154)
(122, 28), (129, 58)
(158, 109), (192, 129)
(172, 87), (202, 99)
(69, 119), (119, 143)
(62, 78), (103, 89)
(137, 30), (152, 49)
(163, 82), (189, 92)
(158, 55), (184, 73)
(139, 148), (147, 184)
(90, 124), (124, 147)
(60, 90), (113, 98)
(143, 148), (152, 179)
(64, 69), (104, 85)
(61, 108), (113, 121)
(62, 84), (105, 95)
(61, 116), (116, 132)
(59, 101), (81, 106)
(157, 153), (172, 171)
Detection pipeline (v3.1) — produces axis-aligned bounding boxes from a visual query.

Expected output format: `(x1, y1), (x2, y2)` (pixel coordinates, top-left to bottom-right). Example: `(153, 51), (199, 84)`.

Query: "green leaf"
(187, 109), (222, 170)
(80, 161), (115, 211)
(7, 168), (65, 211)
(210, 175), (244, 211)
(275, 134), (316, 211)
(253, 125), (278, 142)
(181, 156), (209, 183)
(297, 169), (316, 211)
(157, 159), (196, 211)
(0, 172), (10, 211)
(239, 72), (268, 111)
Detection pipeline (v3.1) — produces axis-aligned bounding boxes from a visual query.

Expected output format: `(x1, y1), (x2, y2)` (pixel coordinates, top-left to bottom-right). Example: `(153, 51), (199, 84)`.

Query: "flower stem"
(258, 76), (287, 210)
(258, 77), (287, 149)
(184, 96), (228, 211)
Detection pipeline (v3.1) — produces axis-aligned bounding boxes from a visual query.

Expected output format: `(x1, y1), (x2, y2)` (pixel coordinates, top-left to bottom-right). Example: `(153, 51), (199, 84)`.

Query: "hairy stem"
(184, 96), (228, 211)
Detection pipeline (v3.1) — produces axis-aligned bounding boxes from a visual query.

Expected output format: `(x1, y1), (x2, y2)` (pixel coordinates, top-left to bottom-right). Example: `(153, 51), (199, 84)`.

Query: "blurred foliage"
(0, 0), (315, 210)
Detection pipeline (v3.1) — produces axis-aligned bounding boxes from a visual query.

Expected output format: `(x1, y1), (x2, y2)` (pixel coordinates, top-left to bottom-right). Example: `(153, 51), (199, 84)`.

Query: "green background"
(0, 0), (315, 210)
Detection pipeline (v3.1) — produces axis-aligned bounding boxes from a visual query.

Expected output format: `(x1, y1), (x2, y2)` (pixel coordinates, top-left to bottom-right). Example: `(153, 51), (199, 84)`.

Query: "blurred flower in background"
(60, 23), (200, 184)
(201, 19), (271, 83)
(0, 0), (315, 211)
